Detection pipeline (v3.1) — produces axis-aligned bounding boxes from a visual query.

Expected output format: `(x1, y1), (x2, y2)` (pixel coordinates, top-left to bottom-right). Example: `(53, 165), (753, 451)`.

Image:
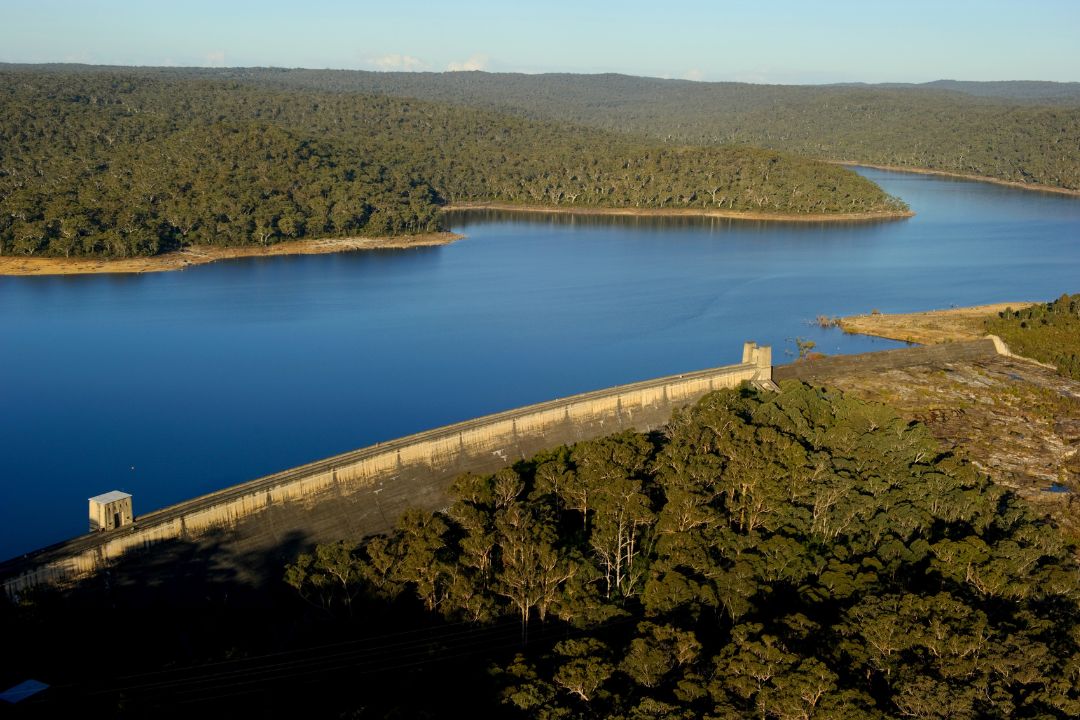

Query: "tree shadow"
(0, 528), (320, 717)
(0, 521), (514, 719)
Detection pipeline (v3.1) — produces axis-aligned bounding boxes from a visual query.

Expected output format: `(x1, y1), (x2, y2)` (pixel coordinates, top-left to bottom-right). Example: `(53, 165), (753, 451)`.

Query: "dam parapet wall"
(1, 344), (773, 596)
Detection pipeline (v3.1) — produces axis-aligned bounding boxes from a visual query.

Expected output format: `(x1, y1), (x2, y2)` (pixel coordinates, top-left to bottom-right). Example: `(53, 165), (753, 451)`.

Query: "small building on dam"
(88, 491), (133, 533)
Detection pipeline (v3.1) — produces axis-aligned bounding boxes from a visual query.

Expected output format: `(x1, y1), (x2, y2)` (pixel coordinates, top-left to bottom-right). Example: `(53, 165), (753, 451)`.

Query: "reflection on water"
(1, 168), (1079, 557)
(442, 208), (908, 232)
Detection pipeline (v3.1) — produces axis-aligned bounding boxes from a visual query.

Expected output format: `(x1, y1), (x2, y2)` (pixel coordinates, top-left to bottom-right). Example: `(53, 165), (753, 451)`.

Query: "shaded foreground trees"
(286, 383), (1080, 719)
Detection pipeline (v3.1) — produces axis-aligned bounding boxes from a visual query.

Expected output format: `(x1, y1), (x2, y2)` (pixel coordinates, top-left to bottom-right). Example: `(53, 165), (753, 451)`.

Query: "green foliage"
(986, 293), (1080, 379)
(0, 68), (906, 258)
(286, 384), (1080, 718)
(794, 337), (817, 360)
(212, 68), (1080, 191)
(283, 539), (364, 616)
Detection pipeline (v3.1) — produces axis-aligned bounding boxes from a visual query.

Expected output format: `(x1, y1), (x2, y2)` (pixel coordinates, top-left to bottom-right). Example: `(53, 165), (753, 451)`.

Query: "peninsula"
(838, 302), (1036, 344)
(0, 232), (461, 276)
(0, 66), (907, 264)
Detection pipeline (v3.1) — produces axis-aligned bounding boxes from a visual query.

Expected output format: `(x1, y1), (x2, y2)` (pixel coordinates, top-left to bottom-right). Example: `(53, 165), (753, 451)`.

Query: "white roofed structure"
(89, 490), (131, 505)
(89, 491), (133, 532)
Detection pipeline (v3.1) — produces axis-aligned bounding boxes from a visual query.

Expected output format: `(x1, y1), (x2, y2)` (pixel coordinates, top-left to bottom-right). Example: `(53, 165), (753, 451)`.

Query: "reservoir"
(1, 168), (1078, 559)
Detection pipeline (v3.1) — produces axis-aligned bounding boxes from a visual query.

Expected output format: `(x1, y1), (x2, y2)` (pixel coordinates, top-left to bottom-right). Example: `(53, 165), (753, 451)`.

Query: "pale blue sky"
(2, 0), (1077, 83)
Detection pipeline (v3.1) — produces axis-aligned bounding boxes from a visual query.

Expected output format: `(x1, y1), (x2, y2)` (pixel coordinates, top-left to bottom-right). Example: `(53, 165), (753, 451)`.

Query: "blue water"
(1, 168), (1078, 559)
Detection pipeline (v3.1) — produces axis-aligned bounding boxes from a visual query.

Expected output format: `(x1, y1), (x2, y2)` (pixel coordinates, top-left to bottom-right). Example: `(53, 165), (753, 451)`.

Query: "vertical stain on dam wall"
(1, 345), (773, 594)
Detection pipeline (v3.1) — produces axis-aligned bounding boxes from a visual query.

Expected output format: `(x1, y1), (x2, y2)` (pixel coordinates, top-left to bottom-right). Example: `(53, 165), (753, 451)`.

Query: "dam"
(1, 343), (777, 596)
(1, 337), (1011, 598)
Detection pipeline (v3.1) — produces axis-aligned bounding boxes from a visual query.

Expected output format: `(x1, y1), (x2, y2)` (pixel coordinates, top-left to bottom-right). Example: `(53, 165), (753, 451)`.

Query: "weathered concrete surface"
(1, 346), (772, 596)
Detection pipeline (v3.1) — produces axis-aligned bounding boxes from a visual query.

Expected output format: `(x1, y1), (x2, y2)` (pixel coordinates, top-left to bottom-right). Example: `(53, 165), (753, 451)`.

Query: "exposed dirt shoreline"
(834, 161), (1080, 197)
(0, 232), (463, 277)
(442, 202), (914, 223)
(839, 303), (1036, 345)
(0, 204), (912, 278)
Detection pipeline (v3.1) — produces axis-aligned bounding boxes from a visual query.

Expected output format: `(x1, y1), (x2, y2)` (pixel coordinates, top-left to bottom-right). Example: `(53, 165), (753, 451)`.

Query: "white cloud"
(371, 54), (425, 71)
(62, 52), (95, 65)
(684, 68), (704, 82)
(204, 50), (226, 68)
(447, 54), (488, 72)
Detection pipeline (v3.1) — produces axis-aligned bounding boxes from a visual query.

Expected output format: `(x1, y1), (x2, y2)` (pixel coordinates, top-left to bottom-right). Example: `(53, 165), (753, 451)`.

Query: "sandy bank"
(835, 161), (1080, 198)
(839, 302), (1036, 345)
(442, 202), (914, 223)
(0, 232), (463, 277)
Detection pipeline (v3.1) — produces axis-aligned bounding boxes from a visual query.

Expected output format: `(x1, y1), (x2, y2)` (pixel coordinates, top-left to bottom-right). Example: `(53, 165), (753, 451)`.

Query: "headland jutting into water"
(0, 232), (462, 277)
(0, 204), (913, 277)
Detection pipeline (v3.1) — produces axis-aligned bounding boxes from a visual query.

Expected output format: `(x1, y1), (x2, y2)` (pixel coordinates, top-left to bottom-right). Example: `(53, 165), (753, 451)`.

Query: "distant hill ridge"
(73, 64), (1072, 192)
(5, 66), (1077, 184)
(6, 64), (1079, 102)
(242, 69), (1080, 191)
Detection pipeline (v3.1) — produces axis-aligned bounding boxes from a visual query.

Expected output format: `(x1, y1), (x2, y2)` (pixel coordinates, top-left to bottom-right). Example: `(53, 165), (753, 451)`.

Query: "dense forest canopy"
(161, 66), (1080, 191)
(0, 68), (904, 259)
(286, 383), (1080, 719)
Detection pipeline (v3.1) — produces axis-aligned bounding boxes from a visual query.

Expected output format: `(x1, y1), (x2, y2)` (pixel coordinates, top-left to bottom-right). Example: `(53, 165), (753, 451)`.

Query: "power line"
(35, 614), (636, 707)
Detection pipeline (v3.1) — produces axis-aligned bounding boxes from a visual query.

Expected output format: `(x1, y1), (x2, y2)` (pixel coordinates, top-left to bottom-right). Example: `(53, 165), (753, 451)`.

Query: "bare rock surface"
(812, 353), (1080, 541)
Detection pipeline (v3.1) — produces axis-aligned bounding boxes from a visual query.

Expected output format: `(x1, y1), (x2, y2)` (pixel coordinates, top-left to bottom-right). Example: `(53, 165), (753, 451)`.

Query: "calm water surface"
(1, 168), (1079, 558)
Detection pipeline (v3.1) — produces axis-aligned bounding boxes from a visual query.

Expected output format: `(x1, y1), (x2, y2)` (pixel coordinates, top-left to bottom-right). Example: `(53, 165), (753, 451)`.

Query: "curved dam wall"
(1, 345), (773, 596)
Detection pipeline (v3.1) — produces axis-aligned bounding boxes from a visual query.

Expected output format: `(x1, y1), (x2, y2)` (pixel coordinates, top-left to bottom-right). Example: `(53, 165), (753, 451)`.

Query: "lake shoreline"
(839, 302), (1037, 345)
(442, 202), (914, 223)
(835, 161), (1080, 197)
(0, 232), (463, 277)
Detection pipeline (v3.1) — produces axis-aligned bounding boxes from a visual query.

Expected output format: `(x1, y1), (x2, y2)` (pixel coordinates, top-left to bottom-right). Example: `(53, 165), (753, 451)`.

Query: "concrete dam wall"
(1, 344), (774, 596)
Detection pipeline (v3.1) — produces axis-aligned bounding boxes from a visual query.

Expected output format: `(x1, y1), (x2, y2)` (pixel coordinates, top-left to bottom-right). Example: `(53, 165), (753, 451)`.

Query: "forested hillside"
(200, 67), (1080, 191)
(286, 384), (1080, 719)
(0, 68), (903, 259)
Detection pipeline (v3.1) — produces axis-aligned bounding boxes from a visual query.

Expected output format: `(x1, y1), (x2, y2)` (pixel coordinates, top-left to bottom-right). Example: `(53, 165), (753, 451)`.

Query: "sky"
(2, 0), (1078, 84)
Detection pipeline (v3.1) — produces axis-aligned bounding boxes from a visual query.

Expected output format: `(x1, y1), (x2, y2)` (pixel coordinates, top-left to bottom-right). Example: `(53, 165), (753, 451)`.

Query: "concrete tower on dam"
(1, 343), (776, 596)
(88, 491), (133, 532)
